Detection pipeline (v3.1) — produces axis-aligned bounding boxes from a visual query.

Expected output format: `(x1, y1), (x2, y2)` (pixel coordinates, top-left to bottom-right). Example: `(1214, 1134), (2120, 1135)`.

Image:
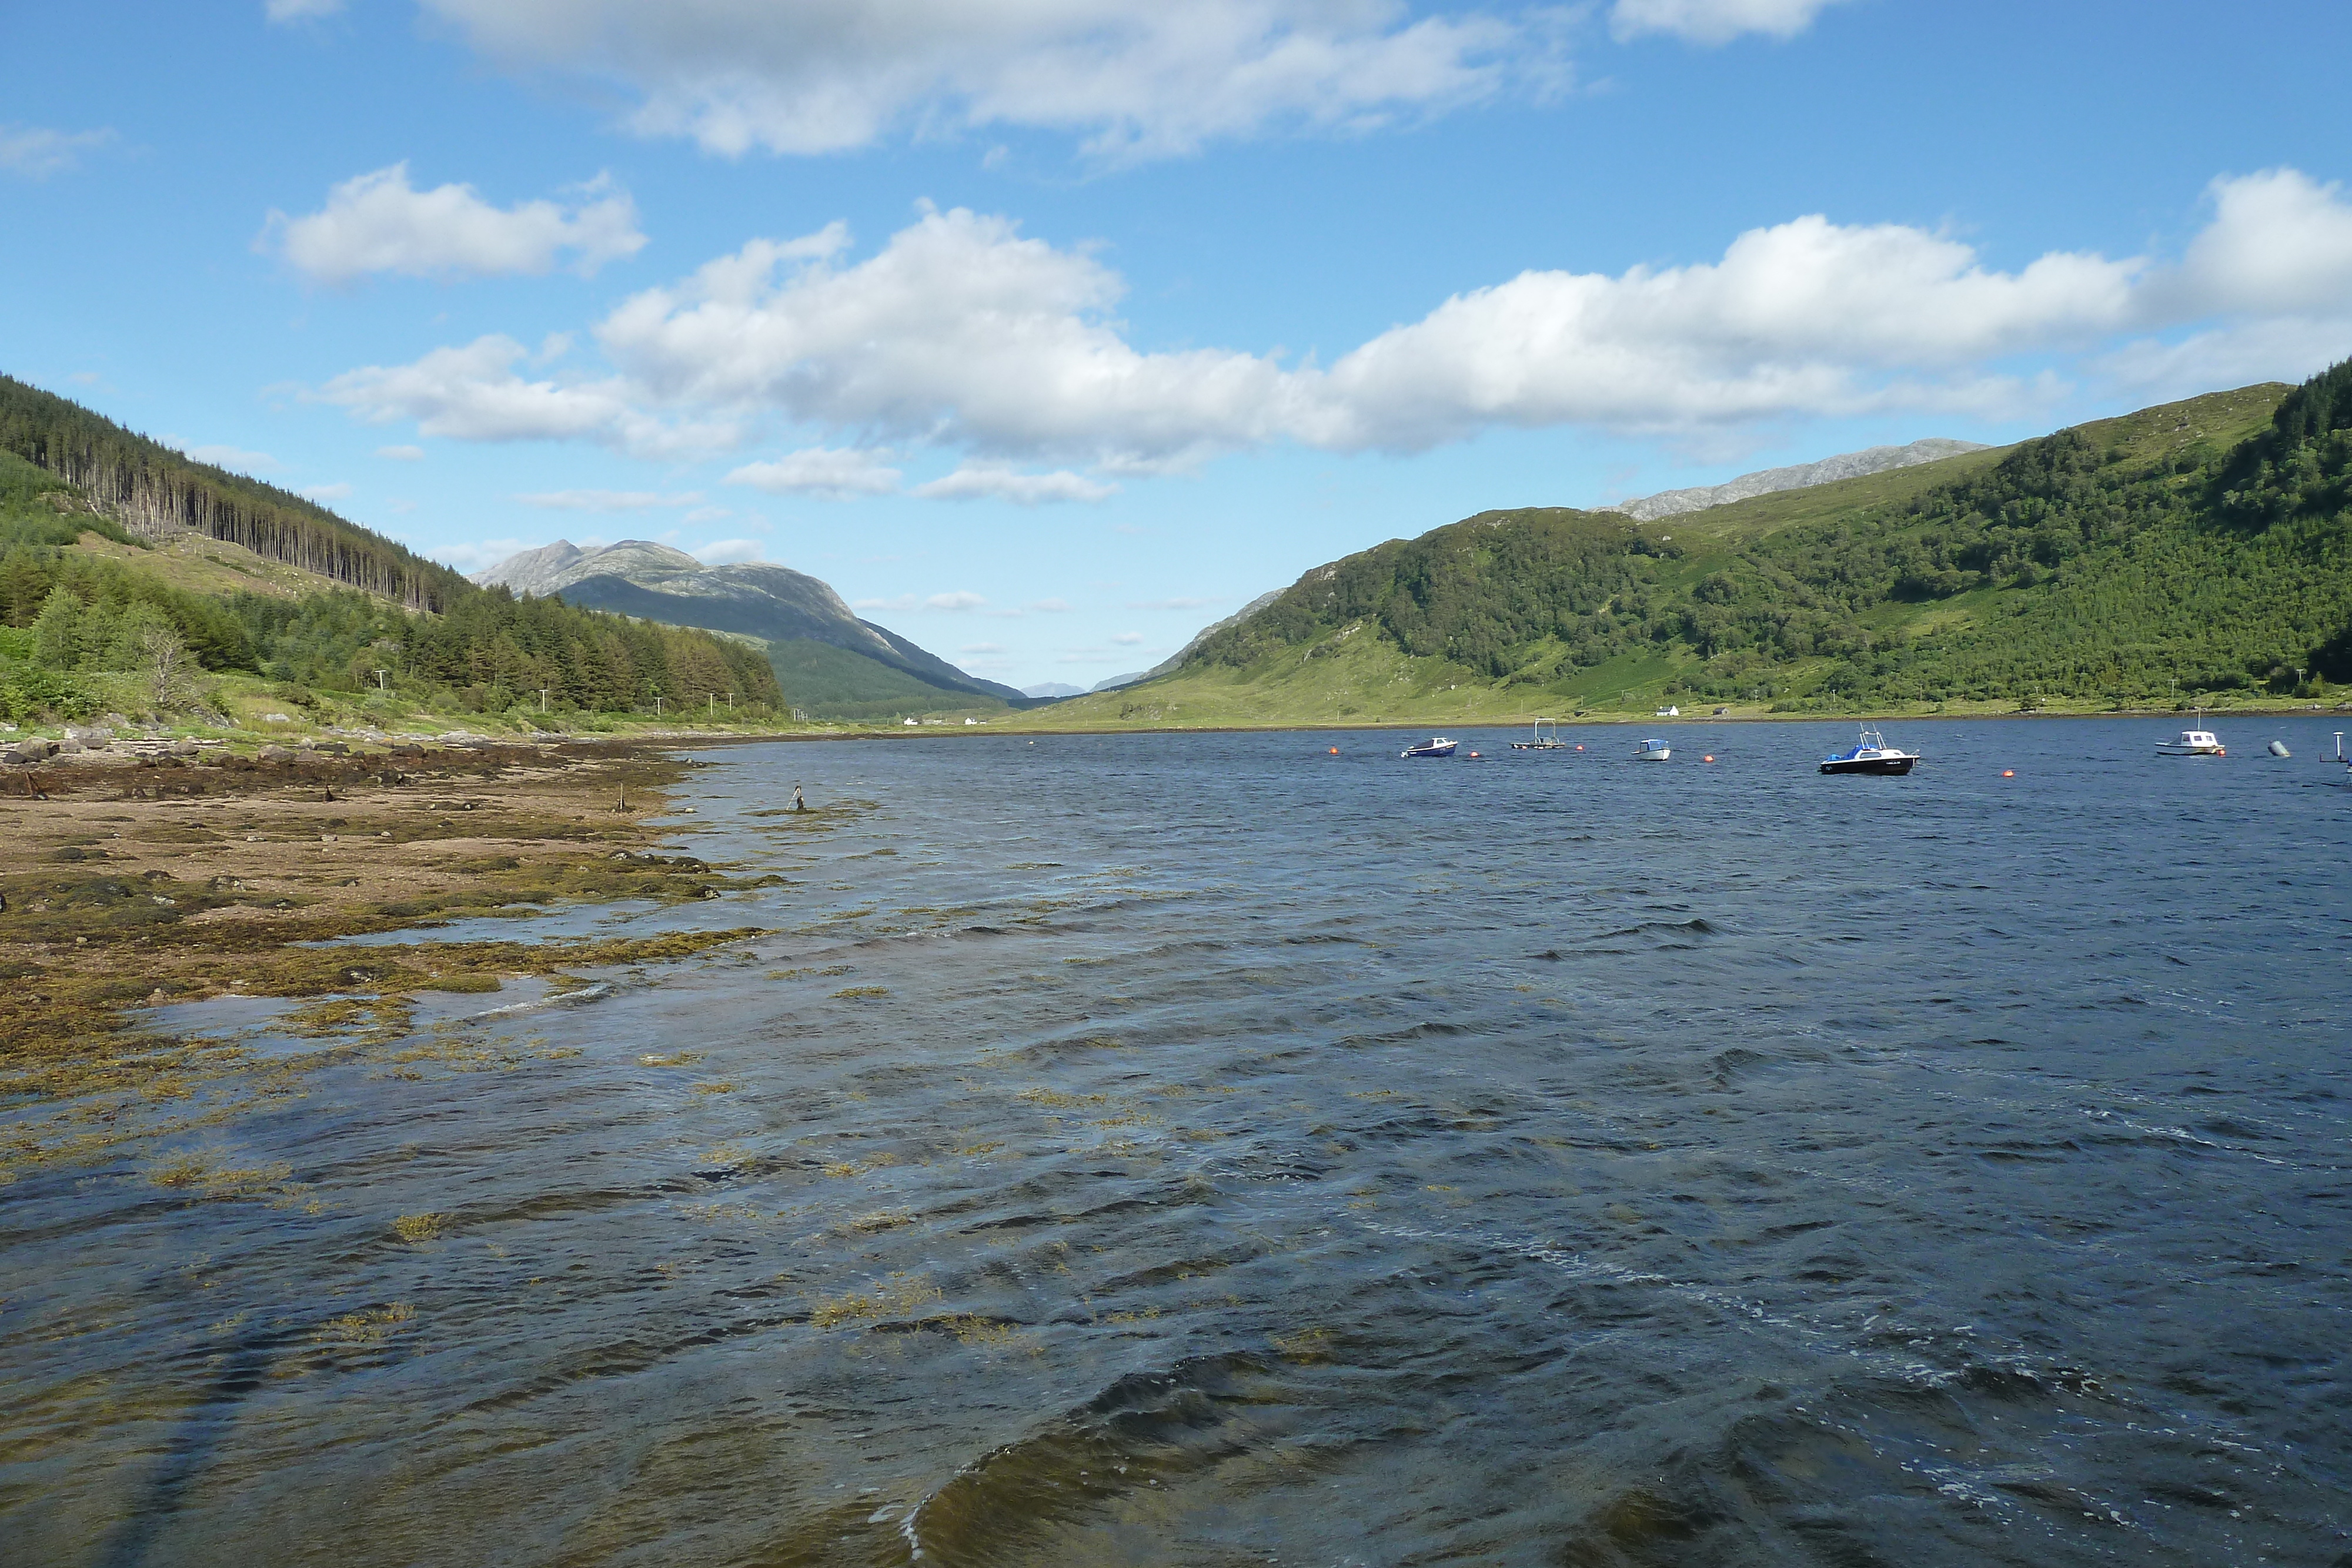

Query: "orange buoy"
(1703, 754), (1715, 763)
(2002, 769), (2014, 778)
(1329, 747), (1339, 754)
(1468, 751), (1480, 758)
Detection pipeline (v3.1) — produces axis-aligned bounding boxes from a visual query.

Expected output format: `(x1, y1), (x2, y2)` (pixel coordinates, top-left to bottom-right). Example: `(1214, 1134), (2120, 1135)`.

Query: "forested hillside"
(0, 443), (780, 724)
(1104, 366), (2352, 720)
(0, 375), (467, 611)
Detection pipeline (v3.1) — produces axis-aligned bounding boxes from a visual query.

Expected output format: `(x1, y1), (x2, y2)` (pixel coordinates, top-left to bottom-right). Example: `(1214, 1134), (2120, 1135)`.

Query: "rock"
(56, 738), (83, 755)
(259, 745), (296, 763)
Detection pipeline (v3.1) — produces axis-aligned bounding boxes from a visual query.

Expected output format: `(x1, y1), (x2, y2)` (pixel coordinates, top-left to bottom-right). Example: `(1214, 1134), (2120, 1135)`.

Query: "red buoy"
(2002, 769), (2014, 778)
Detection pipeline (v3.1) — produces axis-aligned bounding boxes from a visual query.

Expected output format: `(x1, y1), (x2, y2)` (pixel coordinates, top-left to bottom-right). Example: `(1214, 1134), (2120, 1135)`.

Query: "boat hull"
(1401, 743), (1458, 758)
(1819, 756), (1915, 775)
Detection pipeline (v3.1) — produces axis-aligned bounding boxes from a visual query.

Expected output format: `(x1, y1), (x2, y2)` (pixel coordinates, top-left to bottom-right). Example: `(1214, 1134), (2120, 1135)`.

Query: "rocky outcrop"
(1605, 438), (1990, 521)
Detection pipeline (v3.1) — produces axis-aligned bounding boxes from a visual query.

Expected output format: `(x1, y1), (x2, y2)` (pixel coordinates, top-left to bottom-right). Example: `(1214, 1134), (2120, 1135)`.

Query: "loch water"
(6, 718), (2351, 1567)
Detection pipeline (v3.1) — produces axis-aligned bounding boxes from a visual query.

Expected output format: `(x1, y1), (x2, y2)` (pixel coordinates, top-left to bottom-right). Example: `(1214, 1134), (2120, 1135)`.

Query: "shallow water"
(6, 718), (2350, 1567)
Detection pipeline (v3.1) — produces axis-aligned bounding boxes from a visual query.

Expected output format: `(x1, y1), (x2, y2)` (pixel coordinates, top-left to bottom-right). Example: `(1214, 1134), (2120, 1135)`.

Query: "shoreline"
(0, 737), (796, 1184)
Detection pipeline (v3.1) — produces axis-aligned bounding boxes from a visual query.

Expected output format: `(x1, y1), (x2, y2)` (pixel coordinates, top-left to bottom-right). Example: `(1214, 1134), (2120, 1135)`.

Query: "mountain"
(473, 539), (1026, 715)
(1607, 438), (1989, 521)
(1021, 681), (1087, 698)
(1037, 372), (2351, 724)
(1088, 673), (1146, 692)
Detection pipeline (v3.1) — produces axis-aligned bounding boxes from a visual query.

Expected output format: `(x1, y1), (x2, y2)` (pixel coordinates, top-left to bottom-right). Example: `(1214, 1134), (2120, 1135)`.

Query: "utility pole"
(539, 687), (549, 713)
(372, 669), (388, 692)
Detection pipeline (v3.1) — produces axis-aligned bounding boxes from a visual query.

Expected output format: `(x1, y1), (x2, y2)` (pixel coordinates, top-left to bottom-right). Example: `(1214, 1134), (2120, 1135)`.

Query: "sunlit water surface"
(6, 719), (2351, 1567)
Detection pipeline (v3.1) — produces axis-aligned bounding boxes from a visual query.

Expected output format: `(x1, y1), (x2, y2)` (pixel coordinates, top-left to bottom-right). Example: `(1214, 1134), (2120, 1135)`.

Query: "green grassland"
(1028, 375), (2352, 730)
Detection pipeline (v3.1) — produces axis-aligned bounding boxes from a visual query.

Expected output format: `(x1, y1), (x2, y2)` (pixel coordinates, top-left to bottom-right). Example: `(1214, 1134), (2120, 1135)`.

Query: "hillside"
(476, 539), (1024, 718)
(0, 375), (467, 610)
(0, 395), (784, 728)
(1606, 437), (1989, 521)
(1040, 372), (2350, 727)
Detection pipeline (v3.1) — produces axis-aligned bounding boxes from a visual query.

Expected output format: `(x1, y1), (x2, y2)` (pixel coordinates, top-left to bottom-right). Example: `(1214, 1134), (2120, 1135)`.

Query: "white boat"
(1819, 726), (1919, 776)
(1633, 737), (1671, 761)
(1401, 735), (1458, 758)
(2157, 713), (2225, 756)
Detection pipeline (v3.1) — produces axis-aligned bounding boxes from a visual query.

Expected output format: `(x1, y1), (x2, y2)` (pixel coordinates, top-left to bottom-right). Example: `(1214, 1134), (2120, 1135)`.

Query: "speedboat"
(2156, 726), (2224, 756)
(1511, 720), (1568, 750)
(1633, 738), (1671, 761)
(1819, 726), (1917, 775)
(1401, 736), (1458, 758)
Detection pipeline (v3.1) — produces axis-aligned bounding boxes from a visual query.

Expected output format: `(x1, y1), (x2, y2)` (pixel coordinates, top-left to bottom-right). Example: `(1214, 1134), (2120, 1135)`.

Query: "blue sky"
(6, 1), (2351, 690)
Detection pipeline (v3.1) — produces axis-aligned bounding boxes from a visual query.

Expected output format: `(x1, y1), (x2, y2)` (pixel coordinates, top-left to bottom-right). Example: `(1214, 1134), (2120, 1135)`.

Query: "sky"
(5, 2), (2351, 691)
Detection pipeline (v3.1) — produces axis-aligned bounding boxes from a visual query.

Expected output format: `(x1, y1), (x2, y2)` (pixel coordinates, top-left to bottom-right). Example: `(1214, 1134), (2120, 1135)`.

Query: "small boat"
(1633, 738), (1671, 761)
(1819, 726), (1917, 775)
(1401, 736), (1458, 758)
(2156, 717), (2225, 756)
(1511, 719), (1568, 751)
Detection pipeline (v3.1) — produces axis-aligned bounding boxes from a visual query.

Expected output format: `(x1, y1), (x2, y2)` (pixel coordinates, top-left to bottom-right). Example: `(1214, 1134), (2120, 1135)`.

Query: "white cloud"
(376, 443), (426, 460)
(262, 162), (646, 285)
(691, 537), (768, 564)
(0, 124), (115, 179)
(513, 489), (704, 510)
(300, 482), (355, 503)
(851, 594), (916, 611)
(181, 442), (282, 472)
(1130, 596), (1218, 610)
(925, 590), (987, 611)
(317, 333), (737, 457)
(1609, 0), (1849, 45)
(680, 504), (733, 524)
(726, 446), (901, 497)
(419, 0), (1552, 163)
(318, 169), (2352, 469)
(1111, 631), (1144, 645)
(913, 466), (1118, 503)
(427, 536), (532, 571)
(1028, 597), (1074, 613)
(266, 0), (345, 19)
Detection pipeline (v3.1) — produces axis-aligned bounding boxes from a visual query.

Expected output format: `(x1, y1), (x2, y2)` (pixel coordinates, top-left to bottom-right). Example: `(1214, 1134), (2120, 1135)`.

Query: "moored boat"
(1401, 736), (1459, 758)
(1819, 726), (1917, 775)
(1633, 737), (1671, 761)
(1511, 719), (1568, 750)
(2156, 727), (2225, 756)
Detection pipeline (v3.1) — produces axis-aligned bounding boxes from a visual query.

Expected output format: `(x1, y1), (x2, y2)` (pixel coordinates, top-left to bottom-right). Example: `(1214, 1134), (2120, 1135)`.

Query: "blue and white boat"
(1819, 726), (1917, 775)
(1401, 736), (1459, 758)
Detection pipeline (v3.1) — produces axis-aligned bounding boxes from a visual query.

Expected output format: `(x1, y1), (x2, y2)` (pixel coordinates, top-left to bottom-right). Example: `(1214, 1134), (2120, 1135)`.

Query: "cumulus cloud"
(913, 466), (1118, 503)
(726, 446), (902, 497)
(317, 333), (737, 457)
(0, 123), (115, 178)
(262, 163), (646, 284)
(419, 0), (1551, 163)
(1608, 0), (1849, 45)
(513, 489), (704, 510)
(691, 537), (768, 563)
(427, 536), (532, 571)
(317, 169), (2352, 472)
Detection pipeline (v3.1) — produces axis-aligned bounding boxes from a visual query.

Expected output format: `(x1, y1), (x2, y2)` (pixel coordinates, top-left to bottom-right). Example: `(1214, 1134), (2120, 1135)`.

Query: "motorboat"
(1633, 738), (1671, 761)
(1511, 719), (1568, 750)
(1819, 726), (1917, 775)
(1401, 736), (1459, 758)
(2156, 724), (2225, 756)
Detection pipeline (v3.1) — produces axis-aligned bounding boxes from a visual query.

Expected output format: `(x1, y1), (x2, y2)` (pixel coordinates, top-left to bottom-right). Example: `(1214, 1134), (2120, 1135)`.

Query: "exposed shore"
(0, 735), (804, 1185)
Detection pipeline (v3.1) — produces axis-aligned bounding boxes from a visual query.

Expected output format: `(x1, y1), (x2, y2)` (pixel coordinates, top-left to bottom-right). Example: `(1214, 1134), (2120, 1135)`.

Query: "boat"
(1511, 719), (1568, 751)
(1818, 726), (1918, 775)
(1401, 736), (1458, 758)
(1633, 738), (1671, 761)
(2156, 713), (2225, 755)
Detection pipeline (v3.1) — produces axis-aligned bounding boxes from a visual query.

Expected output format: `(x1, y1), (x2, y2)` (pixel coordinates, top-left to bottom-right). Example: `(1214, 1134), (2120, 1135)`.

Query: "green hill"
(0, 382), (784, 726)
(1040, 369), (2352, 727)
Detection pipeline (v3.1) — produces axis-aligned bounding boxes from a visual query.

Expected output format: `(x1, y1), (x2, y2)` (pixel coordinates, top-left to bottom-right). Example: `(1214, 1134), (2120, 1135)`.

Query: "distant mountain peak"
(1605, 438), (1989, 521)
